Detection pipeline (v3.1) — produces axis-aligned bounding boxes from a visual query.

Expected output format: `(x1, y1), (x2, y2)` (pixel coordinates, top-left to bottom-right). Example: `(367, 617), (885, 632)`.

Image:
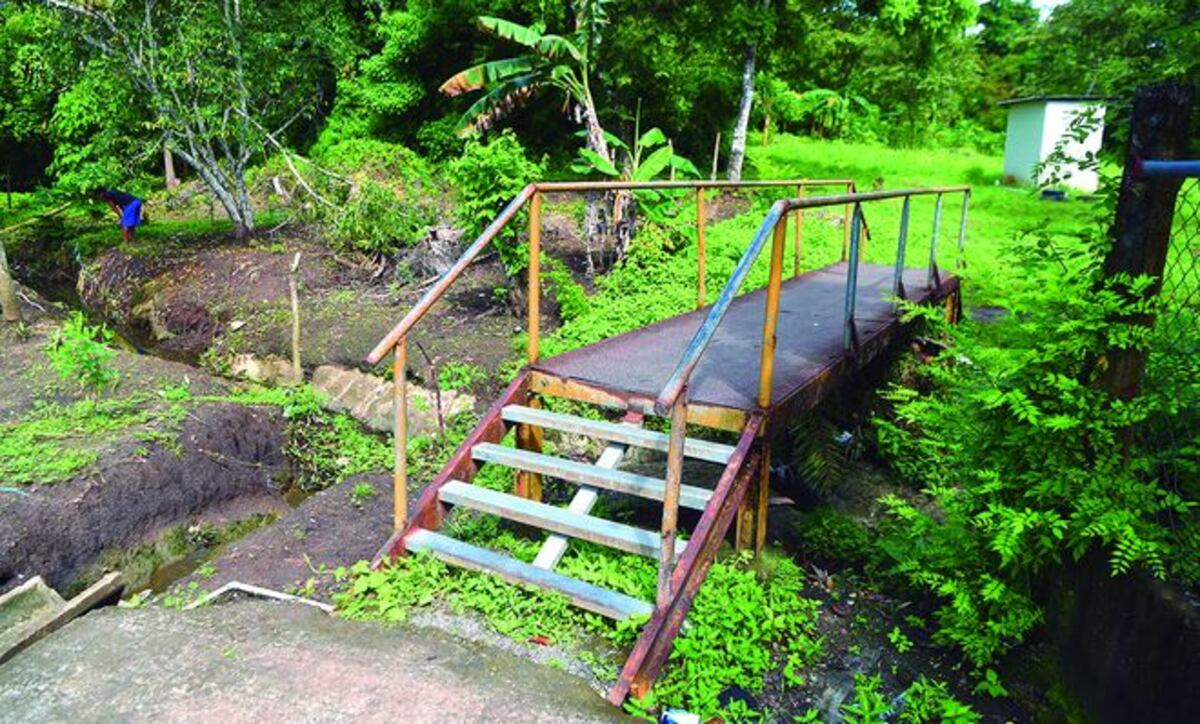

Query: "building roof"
(999, 95), (1107, 107)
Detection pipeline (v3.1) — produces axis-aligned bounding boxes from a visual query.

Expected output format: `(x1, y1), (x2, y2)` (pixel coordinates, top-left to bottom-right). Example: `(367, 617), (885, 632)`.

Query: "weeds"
(44, 312), (119, 396)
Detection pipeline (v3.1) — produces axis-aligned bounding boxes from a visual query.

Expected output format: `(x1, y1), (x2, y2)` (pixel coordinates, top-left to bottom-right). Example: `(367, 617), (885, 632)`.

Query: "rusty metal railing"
(366, 178), (856, 532)
(651, 186), (969, 606)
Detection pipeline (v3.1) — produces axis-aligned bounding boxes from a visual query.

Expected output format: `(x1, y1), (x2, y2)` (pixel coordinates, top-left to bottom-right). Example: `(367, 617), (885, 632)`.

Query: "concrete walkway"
(0, 600), (622, 723)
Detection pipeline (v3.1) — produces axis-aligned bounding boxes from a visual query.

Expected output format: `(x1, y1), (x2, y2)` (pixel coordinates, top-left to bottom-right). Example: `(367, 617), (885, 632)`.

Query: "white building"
(1000, 96), (1106, 193)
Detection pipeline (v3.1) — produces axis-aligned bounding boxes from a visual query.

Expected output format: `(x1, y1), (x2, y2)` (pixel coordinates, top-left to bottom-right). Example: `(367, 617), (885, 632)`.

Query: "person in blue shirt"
(94, 188), (143, 243)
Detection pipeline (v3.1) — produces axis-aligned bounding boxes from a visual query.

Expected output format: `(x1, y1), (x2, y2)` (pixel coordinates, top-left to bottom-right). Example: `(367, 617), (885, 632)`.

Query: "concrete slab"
(0, 600), (621, 723)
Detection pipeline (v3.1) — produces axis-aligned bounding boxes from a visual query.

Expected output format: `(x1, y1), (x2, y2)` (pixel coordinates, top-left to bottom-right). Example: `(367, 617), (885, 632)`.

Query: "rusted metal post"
(927, 193), (944, 290)
(393, 339), (408, 531)
(956, 191), (970, 270)
(516, 395), (544, 502)
(736, 443), (770, 553)
(753, 214), (792, 408)
(793, 184), (805, 276)
(528, 191), (542, 365)
(696, 188), (707, 308)
(843, 204), (863, 353)
(757, 216), (788, 408)
(657, 387), (688, 609)
(893, 196), (911, 311)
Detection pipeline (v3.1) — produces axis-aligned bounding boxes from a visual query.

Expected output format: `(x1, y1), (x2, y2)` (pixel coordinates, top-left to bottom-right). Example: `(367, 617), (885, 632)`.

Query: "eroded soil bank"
(0, 287), (289, 595)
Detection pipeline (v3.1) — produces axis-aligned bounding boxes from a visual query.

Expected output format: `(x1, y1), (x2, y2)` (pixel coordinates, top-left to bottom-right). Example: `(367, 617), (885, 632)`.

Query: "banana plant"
(440, 2), (614, 166)
(572, 124), (701, 227)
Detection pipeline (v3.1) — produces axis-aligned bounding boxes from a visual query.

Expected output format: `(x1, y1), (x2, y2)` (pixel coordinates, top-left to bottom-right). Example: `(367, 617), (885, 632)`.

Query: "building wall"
(1003, 103), (1045, 186)
(1003, 100), (1106, 193)
(1039, 101), (1106, 193)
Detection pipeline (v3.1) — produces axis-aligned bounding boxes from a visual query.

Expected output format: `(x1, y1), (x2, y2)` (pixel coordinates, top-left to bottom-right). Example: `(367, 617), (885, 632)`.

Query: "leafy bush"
(330, 178), (436, 255)
(308, 139), (440, 255)
(872, 230), (1198, 666)
(446, 129), (545, 276)
(44, 312), (119, 395)
(416, 115), (465, 161)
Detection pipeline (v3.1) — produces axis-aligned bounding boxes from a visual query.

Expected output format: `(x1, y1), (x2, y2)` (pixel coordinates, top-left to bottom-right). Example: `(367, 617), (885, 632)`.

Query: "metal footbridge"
(364, 179), (968, 704)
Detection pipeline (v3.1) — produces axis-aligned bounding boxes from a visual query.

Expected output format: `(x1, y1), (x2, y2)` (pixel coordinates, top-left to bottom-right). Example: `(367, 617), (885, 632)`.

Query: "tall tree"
(441, 2), (615, 168)
(0, 237), (19, 322)
(726, 0), (774, 181)
(39, 0), (350, 239)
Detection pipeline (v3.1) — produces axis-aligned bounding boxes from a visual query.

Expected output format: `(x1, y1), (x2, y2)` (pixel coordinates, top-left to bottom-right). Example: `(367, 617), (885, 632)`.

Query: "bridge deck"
(534, 262), (958, 414)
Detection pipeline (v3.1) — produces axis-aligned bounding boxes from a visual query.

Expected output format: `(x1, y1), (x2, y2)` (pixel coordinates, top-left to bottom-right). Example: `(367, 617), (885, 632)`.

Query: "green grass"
(0, 397), (155, 485)
(748, 135), (1103, 305)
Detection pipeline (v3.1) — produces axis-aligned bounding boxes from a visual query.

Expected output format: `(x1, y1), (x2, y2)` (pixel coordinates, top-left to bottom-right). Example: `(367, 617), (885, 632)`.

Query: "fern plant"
(872, 229), (1198, 666)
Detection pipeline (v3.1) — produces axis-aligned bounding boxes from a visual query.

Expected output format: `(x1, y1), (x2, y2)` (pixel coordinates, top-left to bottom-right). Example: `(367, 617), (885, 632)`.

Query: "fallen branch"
(0, 202), (73, 236)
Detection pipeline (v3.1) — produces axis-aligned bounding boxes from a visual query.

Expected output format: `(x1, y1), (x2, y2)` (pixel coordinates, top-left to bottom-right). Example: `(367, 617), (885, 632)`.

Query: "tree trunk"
(1097, 83), (1194, 400)
(580, 100), (614, 275)
(164, 145), (179, 189)
(0, 238), (22, 323)
(727, 43), (757, 181)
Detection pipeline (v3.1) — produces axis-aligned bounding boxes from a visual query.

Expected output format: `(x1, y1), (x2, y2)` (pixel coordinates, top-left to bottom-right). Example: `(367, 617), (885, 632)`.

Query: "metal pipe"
(927, 193), (944, 290)
(696, 188), (707, 308)
(955, 191), (970, 269)
(1139, 159), (1200, 178)
(757, 217), (787, 408)
(841, 182), (853, 261)
(843, 204), (863, 352)
(782, 186), (970, 212)
(893, 196), (911, 310)
(393, 338), (408, 531)
(528, 191), (542, 364)
(793, 183), (804, 276)
(655, 201), (787, 414)
(657, 388), (688, 609)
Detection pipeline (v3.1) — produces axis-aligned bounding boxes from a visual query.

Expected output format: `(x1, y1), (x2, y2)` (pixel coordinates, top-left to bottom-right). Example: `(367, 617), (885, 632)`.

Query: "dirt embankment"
(0, 403), (288, 594)
(75, 237), (518, 384)
(0, 288), (290, 595)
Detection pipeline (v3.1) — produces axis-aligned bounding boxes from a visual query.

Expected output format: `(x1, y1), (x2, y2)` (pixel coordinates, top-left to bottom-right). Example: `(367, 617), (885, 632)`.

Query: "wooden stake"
(288, 252), (302, 378)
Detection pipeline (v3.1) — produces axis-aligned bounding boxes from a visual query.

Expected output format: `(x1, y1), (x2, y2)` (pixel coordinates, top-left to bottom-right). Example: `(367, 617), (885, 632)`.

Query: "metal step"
(471, 443), (712, 511)
(439, 481), (686, 560)
(406, 529), (652, 621)
(501, 405), (735, 464)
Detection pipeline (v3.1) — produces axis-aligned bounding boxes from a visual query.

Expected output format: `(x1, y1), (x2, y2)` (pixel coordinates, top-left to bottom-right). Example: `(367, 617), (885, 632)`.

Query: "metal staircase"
(398, 399), (742, 622)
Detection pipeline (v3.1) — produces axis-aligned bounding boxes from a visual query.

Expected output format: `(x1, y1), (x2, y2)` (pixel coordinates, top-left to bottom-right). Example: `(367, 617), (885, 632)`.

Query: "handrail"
(654, 185), (971, 414)
(370, 176), (857, 532)
(365, 178), (854, 366)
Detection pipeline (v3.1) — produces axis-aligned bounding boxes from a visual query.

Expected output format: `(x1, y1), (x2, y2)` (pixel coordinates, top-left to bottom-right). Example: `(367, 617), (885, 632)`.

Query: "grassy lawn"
(747, 135), (1103, 306)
